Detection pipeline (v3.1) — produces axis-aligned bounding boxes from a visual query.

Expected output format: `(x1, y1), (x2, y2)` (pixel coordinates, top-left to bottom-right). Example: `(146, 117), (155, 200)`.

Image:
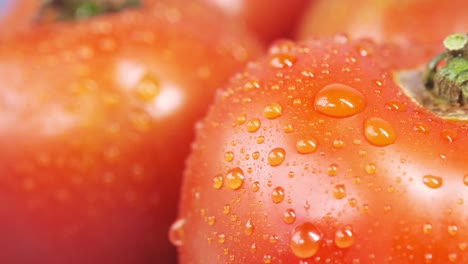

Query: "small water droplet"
(272, 187), (285, 203)
(365, 163), (377, 175)
(448, 224), (458, 236)
(296, 137), (318, 154)
(334, 226), (355, 249)
(385, 101), (406, 112)
(218, 233), (226, 243)
(283, 209), (296, 224)
(290, 223), (322, 259)
(314, 83), (366, 118)
(244, 79), (261, 91)
(269, 53), (297, 68)
(268, 147), (286, 166)
(423, 175), (443, 189)
(423, 223), (433, 235)
(440, 129), (458, 143)
(169, 218), (186, 247)
(135, 74), (160, 102)
(263, 103), (283, 119)
(333, 184), (347, 199)
(225, 167), (245, 190)
(263, 254), (272, 263)
(223, 204), (231, 214)
(333, 139), (344, 148)
(252, 181), (260, 192)
(213, 175), (223, 189)
(207, 216), (216, 226)
(327, 163), (339, 176)
(413, 123), (430, 133)
(224, 151), (235, 162)
(246, 118), (261, 132)
(245, 218), (255, 236)
(257, 136), (265, 144)
(364, 117), (397, 147)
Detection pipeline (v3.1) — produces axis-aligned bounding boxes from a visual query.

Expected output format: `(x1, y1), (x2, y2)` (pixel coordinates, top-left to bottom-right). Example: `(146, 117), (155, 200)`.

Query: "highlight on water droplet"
(296, 137), (318, 154)
(364, 117), (397, 147)
(169, 218), (186, 247)
(290, 222), (322, 259)
(263, 103), (283, 119)
(268, 147), (286, 166)
(272, 187), (285, 204)
(334, 226), (356, 249)
(246, 118), (261, 132)
(314, 83), (366, 118)
(225, 167), (245, 190)
(423, 175), (443, 189)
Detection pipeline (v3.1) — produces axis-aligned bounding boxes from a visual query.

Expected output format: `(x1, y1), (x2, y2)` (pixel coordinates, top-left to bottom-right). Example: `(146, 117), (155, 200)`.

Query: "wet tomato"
(175, 35), (468, 263)
(297, 0), (468, 49)
(0, 1), (261, 263)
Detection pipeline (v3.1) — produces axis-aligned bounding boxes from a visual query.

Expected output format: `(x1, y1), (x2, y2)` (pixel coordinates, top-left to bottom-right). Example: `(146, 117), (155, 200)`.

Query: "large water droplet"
(246, 118), (261, 132)
(263, 103), (283, 119)
(226, 167), (245, 190)
(314, 83), (366, 118)
(268, 147), (286, 166)
(423, 175), (443, 189)
(169, 218), (186, 247)
(364, 117), (397, 147)
(290, 222), (322, 259)
(296, 137), (318, 154)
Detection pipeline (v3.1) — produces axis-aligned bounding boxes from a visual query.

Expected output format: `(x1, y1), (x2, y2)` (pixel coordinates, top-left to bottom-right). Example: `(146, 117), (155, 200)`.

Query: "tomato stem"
(424, 33), (468, 106)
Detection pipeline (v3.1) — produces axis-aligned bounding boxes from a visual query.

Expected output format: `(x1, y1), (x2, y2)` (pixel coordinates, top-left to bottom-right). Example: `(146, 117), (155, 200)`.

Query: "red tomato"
(144, 0), (311, 45)
(0, 0), (40, 36)
(297, 0), (468, 48)
(0, 1), (261, 263)
(175, 36), (468, 263)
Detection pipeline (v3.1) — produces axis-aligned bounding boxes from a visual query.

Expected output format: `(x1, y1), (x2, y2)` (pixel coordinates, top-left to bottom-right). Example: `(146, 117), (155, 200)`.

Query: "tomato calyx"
(40, 0), (140, 21)
(398, 33), (468, 121)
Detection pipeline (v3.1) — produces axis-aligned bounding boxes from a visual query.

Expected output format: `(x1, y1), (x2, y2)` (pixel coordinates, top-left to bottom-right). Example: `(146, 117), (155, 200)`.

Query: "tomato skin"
(176, 37), (468, 263)
(0, 0), (40, 36)
(0, 1), (261, 263)
(297, 0), (468, 48)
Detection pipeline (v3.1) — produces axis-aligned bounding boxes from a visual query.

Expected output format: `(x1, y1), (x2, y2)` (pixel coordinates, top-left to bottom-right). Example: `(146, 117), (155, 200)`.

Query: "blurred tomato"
(0, 1), (261, 263)
(0, 0), (40, 36)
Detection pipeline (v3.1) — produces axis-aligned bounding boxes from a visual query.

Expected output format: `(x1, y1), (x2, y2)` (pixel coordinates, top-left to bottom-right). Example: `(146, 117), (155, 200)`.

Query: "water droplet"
(135, 74), (160, 102)
(333, 139), (344, 148)
(448, 224), (458, 236)
(385, 101), (406, 112)
(245, 218), (255, 236)
(364, 117), (397, 147)
(334, 226), (355, 249)
(223, 204), (231, 214)
(257, 136), (265, 144)
(213, 175), (223, 189)
(169, 218), (186, 247)
(207, 216), (216, 226)
(244, 79), (261, 91)
(413, 123), (430, 133)
(423, 175), (443, 189)
(423, 223), (433, 235)
(246, 118), (261, 132)
(263, 254), (272, 263)
(268, 147), (286, 166)
(440, 129), (458, 143)
(333, 184), (347, 199)
(250, 243), (257, 253)
(283, 209), (296, 224)
(365, 163), (377, 175)
(327, 163), (339, 176)
(272, 187), (285, 204)
(252, 181), (260, 192)
(314, 83), (366, 118)
(218, 233), (226, 243)
(296, 137), (318, 154)
(269, 53), (297, 68)
(224, 151), (235, 162)
(290, 223), (322, 259)
(464, 174), (468, 186)
(225, 167), (245, 190)
(263, 103), (283, 119)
